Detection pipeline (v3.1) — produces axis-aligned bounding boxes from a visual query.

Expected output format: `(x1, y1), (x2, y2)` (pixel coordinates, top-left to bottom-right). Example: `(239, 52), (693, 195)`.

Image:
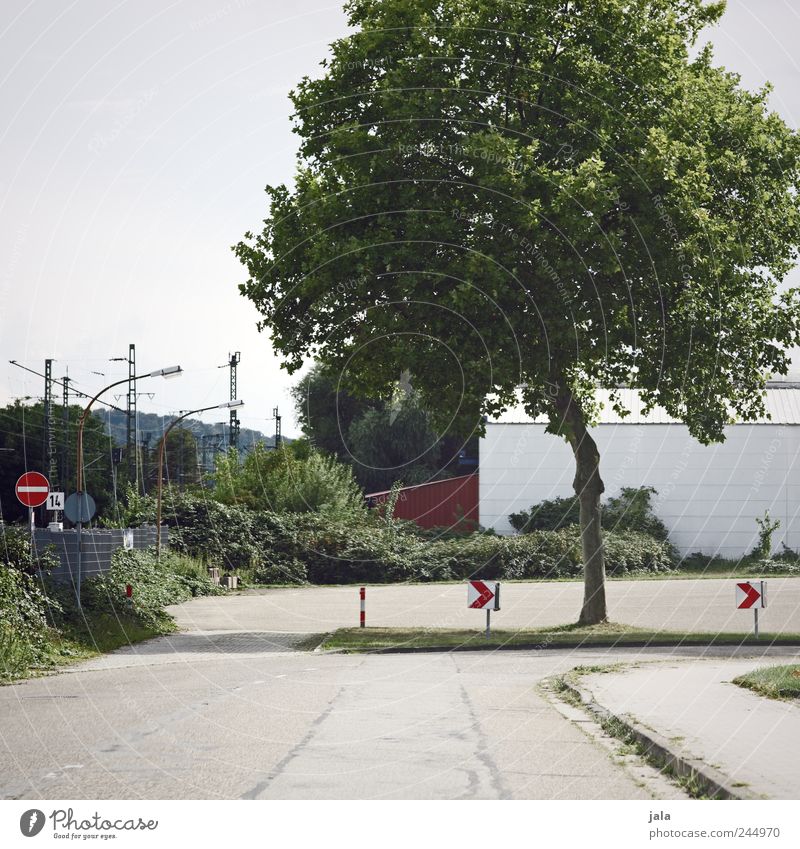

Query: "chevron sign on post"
(736, 581), (766, 639)
(468, 580), (500, 639)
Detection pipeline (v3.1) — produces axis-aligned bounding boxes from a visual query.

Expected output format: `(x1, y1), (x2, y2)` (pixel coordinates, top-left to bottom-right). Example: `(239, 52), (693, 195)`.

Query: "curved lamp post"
(156, 400), (243, 557)
(74, 365), (182, 606)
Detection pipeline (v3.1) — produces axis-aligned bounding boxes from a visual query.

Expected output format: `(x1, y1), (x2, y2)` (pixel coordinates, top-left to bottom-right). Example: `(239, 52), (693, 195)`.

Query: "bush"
(0, 528), (60, 679)
(509, 496), (579, 533)
(432, 526), (673, 580)
(0, 566), (54, 677)
(214, 444), (366, 517)
(77, 548), (222, 626)
(121, 486), (676, 587)
(509, 487), (671, 542)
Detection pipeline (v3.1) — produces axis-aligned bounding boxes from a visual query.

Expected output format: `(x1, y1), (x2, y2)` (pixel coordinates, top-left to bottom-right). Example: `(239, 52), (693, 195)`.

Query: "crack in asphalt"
(239, 686), (347, 799)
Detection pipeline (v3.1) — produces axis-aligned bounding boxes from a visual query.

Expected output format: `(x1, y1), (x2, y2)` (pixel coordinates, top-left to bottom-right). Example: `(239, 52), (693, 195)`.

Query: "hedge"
(124, 490), (676, 584)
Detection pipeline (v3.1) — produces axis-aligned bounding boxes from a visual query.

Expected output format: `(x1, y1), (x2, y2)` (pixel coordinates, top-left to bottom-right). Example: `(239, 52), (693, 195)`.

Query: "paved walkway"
(168, 578), (800, 635)
(580, 657), (800, 799)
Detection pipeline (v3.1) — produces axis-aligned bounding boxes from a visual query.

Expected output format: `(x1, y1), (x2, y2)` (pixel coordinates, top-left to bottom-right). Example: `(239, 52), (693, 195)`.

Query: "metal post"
(228, 352), (241, 451)
(754, 608), (759, 640)
(28, 507), (35, 570)
(360, 586), (365, 628)
(127, 343), (137, 490)
(486, 608), (491, 640)
(76, 517), (82, 610)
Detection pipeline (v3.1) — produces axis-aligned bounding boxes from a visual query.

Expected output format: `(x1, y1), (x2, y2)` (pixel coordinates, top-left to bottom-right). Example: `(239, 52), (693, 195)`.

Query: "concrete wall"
(33, 525), (168, 583)
(479, 423), (800, 557)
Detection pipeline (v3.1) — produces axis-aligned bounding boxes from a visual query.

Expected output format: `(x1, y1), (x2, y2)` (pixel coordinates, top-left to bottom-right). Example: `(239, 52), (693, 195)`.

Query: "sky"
(1, 0), (800, 438)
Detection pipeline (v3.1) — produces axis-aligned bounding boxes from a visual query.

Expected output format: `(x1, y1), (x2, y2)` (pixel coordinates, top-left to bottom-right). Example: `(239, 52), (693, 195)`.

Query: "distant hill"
(92, 408), (279, 452)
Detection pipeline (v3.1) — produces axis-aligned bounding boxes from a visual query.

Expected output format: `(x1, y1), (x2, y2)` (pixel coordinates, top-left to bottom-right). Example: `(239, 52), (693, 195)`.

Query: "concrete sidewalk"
(578, 655), (800, 799)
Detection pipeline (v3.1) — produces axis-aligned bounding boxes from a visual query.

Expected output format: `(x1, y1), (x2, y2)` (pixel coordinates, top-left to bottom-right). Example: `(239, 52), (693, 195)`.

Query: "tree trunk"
(552, 382), (608, 625)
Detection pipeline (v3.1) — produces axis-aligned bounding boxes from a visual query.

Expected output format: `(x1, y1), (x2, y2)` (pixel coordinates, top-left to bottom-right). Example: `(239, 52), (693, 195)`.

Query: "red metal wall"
(365, 474), (479, 530)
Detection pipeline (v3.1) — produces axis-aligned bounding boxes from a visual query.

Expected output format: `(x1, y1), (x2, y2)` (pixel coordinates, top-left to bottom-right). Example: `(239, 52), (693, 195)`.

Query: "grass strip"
(318, 622), (800, 653)
(732, 664), (800, 701)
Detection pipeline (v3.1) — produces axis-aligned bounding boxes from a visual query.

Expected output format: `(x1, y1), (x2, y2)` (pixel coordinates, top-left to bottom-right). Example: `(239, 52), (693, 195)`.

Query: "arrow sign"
(467, 580), (500, 610)
(15, 472), (50, 508)
(736, 581), (766, 610)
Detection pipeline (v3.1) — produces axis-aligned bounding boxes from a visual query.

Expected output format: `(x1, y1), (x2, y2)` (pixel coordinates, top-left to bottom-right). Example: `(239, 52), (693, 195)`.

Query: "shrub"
(509, 496), (580, 533)
(433, 526), (673, 580)
(0, 529), (59, 678)
(77, 548), (222, 626)
(0, 566), (54, 676)
(214, 444), (366, 517)
(753, 511), (780, 559)
(509, 487), (671, 542)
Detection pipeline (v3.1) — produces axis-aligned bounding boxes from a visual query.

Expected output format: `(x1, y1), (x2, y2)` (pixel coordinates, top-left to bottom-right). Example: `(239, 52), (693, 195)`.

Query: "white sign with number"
(46, 491), (64, 511)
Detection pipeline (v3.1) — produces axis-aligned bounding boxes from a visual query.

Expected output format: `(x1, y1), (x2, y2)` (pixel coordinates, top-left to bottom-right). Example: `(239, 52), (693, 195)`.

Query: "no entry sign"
(15, 472), (50, 508)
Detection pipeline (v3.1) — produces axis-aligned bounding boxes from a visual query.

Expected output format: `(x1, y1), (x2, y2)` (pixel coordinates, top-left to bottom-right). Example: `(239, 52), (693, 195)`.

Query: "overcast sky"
(1, 0), (799, 438)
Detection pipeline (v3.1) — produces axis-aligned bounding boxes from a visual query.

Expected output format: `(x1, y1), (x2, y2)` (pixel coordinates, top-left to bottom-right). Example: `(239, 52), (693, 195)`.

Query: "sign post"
(64, 492), (97, 610)
(467, 580), (500, 639)
(736, 580), (766, 639)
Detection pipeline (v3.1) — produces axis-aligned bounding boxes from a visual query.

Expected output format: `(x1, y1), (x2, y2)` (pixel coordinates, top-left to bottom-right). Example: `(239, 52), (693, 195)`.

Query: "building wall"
(367, 474), (479, 529)
(479, 423), (800, 557)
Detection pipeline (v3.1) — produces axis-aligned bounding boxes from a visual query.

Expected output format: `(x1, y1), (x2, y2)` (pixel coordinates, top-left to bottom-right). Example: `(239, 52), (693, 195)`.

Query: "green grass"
(732, 664), (800, 701)
(316, 622), (800, 653)
(1, 611), (176, 684)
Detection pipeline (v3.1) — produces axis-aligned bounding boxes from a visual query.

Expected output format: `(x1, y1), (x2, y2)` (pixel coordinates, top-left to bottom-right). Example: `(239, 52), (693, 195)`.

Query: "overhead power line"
(9, 360), (126, 413)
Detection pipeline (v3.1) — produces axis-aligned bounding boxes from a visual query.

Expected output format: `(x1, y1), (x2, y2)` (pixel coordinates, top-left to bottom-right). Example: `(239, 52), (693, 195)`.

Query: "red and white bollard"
(360, 586), (365, 628)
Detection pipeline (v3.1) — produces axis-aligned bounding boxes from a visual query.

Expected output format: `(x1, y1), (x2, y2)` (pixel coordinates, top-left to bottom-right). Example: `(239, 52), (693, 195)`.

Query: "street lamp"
(156, 400), (244, 556)
(73, 365), (182, 606)
(76, 366), (182, 492)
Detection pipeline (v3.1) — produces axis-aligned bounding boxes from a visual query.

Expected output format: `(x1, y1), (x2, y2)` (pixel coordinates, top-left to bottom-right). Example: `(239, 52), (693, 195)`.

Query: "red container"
(366, 474), (479, 530)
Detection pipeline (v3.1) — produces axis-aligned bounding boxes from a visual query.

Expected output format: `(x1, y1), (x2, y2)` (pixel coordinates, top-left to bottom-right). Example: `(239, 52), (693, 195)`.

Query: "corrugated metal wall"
(480, 423), (800, 557)
(367, 474), (479, 529)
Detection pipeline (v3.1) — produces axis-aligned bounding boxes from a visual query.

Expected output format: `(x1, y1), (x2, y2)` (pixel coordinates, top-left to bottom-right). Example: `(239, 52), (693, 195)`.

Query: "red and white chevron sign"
(468, 580), (500, 610)
(736, 581), (766, 610)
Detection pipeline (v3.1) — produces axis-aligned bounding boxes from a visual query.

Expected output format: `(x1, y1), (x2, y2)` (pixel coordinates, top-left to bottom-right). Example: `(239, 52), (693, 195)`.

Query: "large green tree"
(236, 0), (800, 623)
(291, 363), (376, 460)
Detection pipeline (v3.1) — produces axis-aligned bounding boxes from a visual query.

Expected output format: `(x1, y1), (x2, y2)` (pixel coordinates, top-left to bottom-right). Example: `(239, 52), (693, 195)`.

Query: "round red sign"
(15, 472), (50, 508)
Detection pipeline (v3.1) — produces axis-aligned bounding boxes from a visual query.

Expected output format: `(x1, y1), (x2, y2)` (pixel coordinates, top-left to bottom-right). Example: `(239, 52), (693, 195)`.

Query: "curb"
(328, 639), (800, 655)
(559, 678), (760, 800)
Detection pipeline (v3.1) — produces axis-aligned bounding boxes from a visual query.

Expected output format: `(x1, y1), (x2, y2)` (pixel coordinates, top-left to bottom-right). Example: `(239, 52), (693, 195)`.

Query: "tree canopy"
(236, 0), (800, 622)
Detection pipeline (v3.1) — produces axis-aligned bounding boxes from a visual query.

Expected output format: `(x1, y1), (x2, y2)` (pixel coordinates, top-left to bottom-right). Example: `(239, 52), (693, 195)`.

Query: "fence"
(32, 525), (168, 583)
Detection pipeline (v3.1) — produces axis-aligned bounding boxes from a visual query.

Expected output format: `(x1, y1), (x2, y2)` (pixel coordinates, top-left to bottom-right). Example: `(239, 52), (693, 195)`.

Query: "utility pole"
(227, 352), (241, 451)
(273, 406), (281, 449)
(110, 344), (139, 492)
(43, 359), (57, 487)
(140, 432), (151, 493)
(127, 343), (137, 489)
(61, 373), (70, 494)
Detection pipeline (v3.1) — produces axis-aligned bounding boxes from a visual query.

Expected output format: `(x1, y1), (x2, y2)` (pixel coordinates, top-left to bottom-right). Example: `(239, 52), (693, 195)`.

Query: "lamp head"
(219, 399), (244, 409)
(149, 365), (183, 379)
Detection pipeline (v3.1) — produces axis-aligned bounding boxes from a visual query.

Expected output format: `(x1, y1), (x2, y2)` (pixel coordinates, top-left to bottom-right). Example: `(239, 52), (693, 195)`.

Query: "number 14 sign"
(47, 492), (65, 511)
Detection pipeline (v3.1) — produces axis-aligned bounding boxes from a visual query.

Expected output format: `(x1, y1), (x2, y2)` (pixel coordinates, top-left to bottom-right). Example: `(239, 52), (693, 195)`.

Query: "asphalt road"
(0, 635), (662, 800)
(2, 581), (798, 801)
(168, 577), (800, 635)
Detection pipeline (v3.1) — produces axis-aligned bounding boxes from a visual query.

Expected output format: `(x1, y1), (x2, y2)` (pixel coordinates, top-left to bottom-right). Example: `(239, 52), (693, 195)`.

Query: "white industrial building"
(479, 383), (800, 557)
